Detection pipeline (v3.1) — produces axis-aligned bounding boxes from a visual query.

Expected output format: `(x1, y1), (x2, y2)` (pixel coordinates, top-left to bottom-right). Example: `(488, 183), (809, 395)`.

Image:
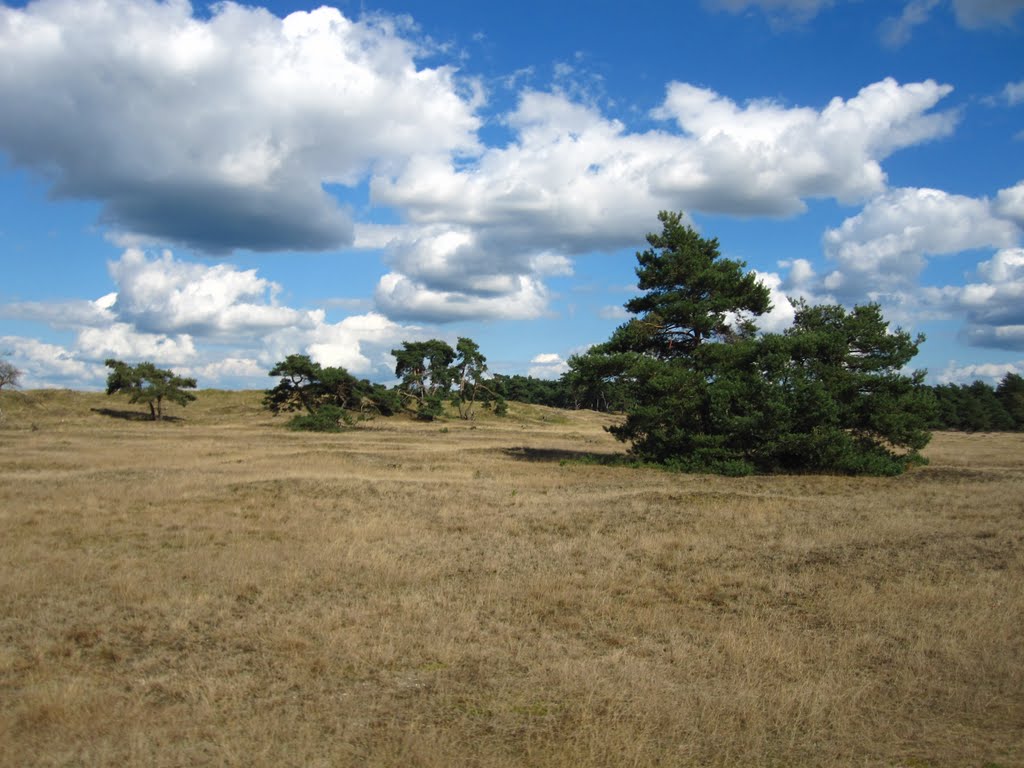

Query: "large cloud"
(822, 186), (1021, 298)
(0, 249), (421, 387)
(369, 79), (956, 321)
(108, 249), (312, 337)
(925, 248), (1024, 350)
(0, 0), (480, 253)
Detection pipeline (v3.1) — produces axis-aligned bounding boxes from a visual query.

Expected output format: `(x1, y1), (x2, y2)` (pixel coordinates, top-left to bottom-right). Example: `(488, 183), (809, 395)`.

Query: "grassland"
(1, 389), (1022, 767)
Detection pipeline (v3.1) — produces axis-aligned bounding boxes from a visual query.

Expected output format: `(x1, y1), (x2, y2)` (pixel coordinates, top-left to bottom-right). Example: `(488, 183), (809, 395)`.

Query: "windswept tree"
(0, 359), (21, 391)
(450, 337), (489, 420)
(263, 354), (399, 431)
(392, 340), (456, 420)
(104, 359), (197, 420)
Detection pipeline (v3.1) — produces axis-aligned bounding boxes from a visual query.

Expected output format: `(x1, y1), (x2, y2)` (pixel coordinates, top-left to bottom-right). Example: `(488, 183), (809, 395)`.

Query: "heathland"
(1, 389), (1022, 767)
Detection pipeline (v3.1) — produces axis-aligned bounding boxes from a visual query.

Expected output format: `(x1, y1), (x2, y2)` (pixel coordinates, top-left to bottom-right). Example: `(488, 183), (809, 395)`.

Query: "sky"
(0, 0), (1022, 390)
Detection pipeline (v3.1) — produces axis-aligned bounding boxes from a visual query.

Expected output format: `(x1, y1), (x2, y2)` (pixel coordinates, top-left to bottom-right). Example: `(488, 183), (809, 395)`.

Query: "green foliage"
(590, 212), (933, 476)
(264, 355), (396, 430)
(392, 340), (457, 421)
(285, 405), (350, 432)
(104, 359), (197, 420)
(493, 395), (509, 417)
(490, 374), (573, 410)
(930, 374), (1022, 431)
(450, 337), (489, 420)
(622, 210), (771, 356)
(996, 373), (1024, 429)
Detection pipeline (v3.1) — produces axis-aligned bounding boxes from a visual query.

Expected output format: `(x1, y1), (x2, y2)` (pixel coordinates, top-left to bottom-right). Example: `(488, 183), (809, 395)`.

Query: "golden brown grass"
(1, 389), (1022, 767)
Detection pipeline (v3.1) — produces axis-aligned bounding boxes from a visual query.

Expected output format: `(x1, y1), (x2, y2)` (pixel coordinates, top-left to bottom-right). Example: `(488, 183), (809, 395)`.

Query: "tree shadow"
(502, 446), (629, 466)
(90, 407), (183, 423)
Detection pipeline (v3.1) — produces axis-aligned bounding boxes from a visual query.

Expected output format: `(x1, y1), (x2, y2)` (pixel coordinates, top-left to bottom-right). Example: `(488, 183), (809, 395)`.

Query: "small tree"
(104, 359), (197, 420)
(263, 354), (399, 431)
(0, 359), (21, 391)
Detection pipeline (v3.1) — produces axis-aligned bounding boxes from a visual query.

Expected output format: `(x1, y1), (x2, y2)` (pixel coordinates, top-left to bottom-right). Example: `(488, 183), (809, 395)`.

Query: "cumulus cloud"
(0, 336), (102, 388)
(750, 271), (799, 332)
(938, 359), (1023, 384)
(108, 249), (312, 337)
(0, 0), (480, 253)
(924, 248), (1024, 350)
(0, 249), (422, 387)
(822, 186), (1021, 299)
(369, 79), (955, 321)
(375, 272), (549, 323)
(528, 353), (569, 379)
(994, 180), (1024, 225)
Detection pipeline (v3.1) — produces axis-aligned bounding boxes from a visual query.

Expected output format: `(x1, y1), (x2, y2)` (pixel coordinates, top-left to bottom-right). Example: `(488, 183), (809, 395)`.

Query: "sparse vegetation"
(0, 359), (21, 391)
(0, 389), (1021, 767)
(104, 359), (197, 420)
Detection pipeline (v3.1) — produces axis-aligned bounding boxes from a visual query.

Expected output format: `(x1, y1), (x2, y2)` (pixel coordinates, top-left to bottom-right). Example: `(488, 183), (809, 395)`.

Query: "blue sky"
(1, 0), (1022, 389)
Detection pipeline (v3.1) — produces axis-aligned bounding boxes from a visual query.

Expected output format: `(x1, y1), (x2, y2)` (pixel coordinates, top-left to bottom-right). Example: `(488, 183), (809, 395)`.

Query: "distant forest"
(498, 371), (1024, 433)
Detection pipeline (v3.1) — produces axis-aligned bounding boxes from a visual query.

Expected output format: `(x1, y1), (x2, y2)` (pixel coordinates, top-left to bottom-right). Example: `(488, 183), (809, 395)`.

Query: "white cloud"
(1005, 81), (1024, 106)
(883, 0), (1024, 45)
(938, 360), (1023, 385)
(374, 272), (549, 322)
(598, 305), (631, 321)
(1, 249), (424, 387)
(994, 180), (1024, 225)
(0, 0), (480, 253)
(108, 248), (313, 337)
(76, 323), (198, 366)
(751, 271), (798, 332)
(822, 187), (1021, 298)
(183, 357), (265, 383)
(531, 353), (563, 364)
(703, 0), (835, 23)
(951, 0), (1024, 28)
(0, 336), (102, 388)
(0, 297), (116, 328)
(369, 79), (955, 321)
(881, 0), (941, 48)
(528, 353), (569, 379)
(924, 248), (1024, 350)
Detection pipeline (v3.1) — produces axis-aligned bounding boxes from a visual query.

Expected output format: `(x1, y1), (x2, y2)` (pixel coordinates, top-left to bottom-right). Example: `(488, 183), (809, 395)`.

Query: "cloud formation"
(0, 249), (420, 387)
(370, 79), (956, 321)
(925, 248), (1024, 350)
(822, 186), (1021, 298)
(0, 0), (480, 253)
(882, 0), (1024, 46)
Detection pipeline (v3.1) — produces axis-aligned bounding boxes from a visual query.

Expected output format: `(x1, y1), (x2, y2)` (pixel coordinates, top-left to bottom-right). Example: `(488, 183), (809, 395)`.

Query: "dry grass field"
(1, 389), (1022, 767)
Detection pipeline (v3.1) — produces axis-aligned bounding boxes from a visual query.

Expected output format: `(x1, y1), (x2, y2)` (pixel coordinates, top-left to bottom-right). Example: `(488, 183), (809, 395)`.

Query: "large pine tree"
(570, 212), (934, 475)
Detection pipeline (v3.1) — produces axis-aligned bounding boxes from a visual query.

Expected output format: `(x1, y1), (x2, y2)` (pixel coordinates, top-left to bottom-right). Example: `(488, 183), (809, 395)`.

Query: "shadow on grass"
(90, 408), (183, 423)
(503, 446), (633, 466)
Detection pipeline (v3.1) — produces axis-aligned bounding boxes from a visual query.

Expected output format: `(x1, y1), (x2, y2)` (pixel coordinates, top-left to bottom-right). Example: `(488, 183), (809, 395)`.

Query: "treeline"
(930, 375), (1024, 432)
(494, 371), (1024, 434)
(263, 338), (509, 431)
